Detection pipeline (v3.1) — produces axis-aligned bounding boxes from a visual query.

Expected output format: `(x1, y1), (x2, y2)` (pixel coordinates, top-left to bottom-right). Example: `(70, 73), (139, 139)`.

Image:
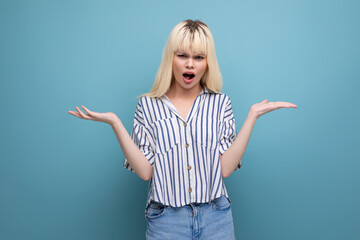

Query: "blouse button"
(185, 143), (189, 148)
(184, 122), (187, 127)
(189, 188), (192, 192)
(187, 165), (191, 170)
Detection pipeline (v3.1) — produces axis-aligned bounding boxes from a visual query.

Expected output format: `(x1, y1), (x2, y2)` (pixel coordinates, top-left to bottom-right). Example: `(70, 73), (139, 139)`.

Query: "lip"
(182, 71), (196, 84)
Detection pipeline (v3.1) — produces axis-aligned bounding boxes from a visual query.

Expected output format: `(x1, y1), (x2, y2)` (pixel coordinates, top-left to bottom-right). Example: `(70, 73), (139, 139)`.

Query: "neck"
(166, 83), (203, 100)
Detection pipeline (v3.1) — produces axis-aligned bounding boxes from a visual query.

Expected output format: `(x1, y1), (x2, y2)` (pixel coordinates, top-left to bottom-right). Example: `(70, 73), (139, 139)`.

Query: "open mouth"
(183, 73), (195, 80)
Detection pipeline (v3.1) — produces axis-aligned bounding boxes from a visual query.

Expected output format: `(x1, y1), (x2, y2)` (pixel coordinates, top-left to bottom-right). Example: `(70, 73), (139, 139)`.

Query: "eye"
(195, 56), (204, 60)
(177, 54), (187, 58)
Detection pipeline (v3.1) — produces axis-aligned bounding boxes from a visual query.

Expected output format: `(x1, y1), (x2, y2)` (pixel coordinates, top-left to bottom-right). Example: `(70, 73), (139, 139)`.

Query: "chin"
(184, 79), (201, 87)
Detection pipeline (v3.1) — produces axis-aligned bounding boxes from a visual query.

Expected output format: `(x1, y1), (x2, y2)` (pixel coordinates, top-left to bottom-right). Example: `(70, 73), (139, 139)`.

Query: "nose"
(185, 58), (194, 69)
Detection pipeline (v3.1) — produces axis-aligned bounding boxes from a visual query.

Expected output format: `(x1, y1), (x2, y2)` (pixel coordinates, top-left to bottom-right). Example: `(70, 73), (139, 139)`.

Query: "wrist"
(110, 116), (121, 128)
(247, 110), (258, 122)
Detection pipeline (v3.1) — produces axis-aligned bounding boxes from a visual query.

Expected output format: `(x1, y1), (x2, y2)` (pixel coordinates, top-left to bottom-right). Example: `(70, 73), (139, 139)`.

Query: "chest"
(147, 97), (223, 155)
(170, 99), (195, 120)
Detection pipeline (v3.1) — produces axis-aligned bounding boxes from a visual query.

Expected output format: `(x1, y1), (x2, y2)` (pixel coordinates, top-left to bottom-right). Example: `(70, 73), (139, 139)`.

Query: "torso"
(134, 89), (237, 208)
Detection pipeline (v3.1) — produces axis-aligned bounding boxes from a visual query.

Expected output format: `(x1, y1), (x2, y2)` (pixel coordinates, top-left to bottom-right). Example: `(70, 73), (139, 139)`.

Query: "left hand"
(250, 99), (297, 119)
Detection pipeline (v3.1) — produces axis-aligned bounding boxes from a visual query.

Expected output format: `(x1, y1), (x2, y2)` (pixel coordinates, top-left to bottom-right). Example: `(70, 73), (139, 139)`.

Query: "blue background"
(1, 0), (359, 239)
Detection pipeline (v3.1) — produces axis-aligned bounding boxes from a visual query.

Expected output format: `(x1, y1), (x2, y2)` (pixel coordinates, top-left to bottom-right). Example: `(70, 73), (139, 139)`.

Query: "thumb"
(261, 99), (268, 104)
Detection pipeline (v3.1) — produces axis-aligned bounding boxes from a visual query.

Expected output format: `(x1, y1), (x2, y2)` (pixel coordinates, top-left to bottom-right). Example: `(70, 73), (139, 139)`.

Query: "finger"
(68, 110), (78, 116)
(75, 107), (89, 119)
(261, 99), (268, 104)
(68, 110), (81, 118)
(274, 102), (297, 109)
(279, 102), (298, 108)
(284, 103), (297, 108)
(267, 101), (278, 107)
(81, 106), (99, 120)
(287, 102), (298, 108)
(81, 105), (92, 115)
(275, 101), (294, 105)
(266, 102), (283, 110)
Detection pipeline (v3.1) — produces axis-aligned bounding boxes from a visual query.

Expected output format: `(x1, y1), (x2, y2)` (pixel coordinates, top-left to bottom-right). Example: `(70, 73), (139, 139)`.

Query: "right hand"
(68, 105), (118, 126)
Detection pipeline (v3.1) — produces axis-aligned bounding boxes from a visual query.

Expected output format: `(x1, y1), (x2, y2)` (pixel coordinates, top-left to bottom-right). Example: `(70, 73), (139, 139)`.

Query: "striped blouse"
(124, 85), (241, 210)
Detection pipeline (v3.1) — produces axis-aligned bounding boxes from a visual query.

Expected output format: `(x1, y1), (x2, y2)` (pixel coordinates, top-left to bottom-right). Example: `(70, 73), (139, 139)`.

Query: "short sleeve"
(219, 96), (242, 170)
(123, 98), (155, 173)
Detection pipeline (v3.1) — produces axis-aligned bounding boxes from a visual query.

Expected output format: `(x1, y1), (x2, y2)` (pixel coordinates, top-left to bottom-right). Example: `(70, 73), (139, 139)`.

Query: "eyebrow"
(175, 51), (206, 56)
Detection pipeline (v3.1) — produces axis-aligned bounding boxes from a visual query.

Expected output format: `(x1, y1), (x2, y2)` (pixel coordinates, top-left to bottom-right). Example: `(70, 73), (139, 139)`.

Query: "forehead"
(175, 44), (206, 56)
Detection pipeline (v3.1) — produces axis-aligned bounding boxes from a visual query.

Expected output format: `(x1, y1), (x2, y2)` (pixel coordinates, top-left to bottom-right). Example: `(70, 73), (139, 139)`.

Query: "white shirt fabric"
(124, 85), (241, 211)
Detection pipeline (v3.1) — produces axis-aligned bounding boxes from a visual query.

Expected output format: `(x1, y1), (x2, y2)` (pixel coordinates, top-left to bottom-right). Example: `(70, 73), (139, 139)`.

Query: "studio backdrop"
(1, 0), (359, 239)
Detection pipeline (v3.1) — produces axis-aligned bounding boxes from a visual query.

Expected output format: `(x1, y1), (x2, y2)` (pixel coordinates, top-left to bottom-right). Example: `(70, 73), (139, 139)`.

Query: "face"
(171, 48), (208, 91)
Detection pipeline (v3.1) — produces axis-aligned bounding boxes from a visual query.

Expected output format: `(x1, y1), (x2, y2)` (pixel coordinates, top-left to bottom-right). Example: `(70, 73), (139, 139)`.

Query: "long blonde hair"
(142, 19), (222, 98)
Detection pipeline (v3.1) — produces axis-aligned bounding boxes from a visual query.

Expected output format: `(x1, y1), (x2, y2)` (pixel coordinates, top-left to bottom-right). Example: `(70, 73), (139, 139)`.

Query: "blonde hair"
(142, 19), (222, 98)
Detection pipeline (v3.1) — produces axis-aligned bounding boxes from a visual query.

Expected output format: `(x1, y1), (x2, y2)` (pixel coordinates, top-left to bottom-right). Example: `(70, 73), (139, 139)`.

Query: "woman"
(68, 19), (297, 240)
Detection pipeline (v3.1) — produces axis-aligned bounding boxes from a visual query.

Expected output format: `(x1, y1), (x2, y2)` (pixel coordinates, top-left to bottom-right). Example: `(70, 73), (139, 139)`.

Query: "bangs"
(173, 26), (209, 55)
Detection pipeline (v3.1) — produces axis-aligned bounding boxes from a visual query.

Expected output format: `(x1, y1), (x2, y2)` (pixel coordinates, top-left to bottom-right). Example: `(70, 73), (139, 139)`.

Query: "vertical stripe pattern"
(124, 86), (241, 211)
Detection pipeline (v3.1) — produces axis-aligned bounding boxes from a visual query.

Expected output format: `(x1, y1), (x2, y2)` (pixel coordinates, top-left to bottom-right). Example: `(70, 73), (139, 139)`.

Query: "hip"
(145, 195), (236, 240)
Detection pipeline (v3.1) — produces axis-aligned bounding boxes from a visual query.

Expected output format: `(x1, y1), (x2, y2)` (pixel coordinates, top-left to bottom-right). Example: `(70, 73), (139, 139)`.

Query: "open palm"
(250, 99), (297, 119)
(68, 106), (117, 125)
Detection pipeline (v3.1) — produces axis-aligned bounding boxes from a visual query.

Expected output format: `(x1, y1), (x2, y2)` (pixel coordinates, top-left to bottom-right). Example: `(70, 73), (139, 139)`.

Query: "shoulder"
(136, 95), (161, 107)
(203, 86), (230, 99)
(204, 90), (232, 105)
(217, 92), (231, 100)
(135, 96), (164, 117)
(133, 96), (160, 125)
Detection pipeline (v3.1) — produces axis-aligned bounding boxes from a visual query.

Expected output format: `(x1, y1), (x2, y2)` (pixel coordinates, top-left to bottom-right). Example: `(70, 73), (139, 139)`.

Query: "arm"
(68, 105), (153, 181)
(220, 99), (297, 178)
(220, 111), (256, 178)
(111, 118), (153, 181)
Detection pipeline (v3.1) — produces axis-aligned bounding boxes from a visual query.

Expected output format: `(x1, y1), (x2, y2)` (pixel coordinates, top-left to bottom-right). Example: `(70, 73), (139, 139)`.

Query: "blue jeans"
(145, 195), (236, 240)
